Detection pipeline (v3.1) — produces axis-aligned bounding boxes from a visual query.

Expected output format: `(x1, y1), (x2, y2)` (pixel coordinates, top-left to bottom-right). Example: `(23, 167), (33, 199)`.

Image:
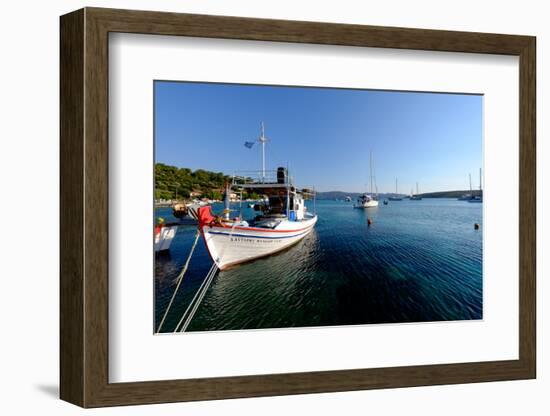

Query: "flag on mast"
(244, 122), (270, 179)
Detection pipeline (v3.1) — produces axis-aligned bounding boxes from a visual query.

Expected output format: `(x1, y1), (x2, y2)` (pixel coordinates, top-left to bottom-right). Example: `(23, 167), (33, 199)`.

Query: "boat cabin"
(232, 167), (315, 225)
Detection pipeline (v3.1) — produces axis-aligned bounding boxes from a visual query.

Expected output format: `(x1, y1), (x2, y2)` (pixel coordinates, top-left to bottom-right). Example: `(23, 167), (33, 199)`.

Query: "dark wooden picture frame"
(60, 7), (536, 408)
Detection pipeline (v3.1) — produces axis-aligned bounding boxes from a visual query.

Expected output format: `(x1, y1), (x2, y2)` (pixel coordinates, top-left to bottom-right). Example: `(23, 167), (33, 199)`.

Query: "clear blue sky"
(155, 81), (482, 193)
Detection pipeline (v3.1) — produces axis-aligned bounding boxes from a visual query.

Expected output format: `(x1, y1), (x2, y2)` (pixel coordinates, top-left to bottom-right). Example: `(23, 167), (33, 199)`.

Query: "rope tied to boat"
(174, 229), (201, 286)
(155, 229), (200, 333)
(175, 263), (218, 332)
(176, 220), (238, 332)
(158, 206), (237, 333)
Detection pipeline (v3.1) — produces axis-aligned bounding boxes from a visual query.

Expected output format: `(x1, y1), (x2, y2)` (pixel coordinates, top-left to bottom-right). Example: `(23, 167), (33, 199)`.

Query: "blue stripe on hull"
(207, 228), (312, 240)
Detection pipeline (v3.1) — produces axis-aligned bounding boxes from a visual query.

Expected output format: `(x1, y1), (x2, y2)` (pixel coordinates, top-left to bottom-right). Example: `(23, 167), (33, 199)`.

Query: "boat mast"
(223, 182), (231, 220)
(416, 182), (419, 196)
(479, 167), (482, 192)
(259, 122), (269, 181)
(469, 173), (472, 194)
(370, 151), (373, 194)
(395, 178), (398, 195)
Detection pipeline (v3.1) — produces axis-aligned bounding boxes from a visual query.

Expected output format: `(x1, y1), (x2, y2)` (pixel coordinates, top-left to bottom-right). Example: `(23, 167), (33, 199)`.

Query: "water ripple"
(155, 199), (483, 332)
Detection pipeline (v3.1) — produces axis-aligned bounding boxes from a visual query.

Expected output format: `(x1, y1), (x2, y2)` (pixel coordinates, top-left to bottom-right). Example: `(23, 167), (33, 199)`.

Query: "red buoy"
(367, 218), (373, 226)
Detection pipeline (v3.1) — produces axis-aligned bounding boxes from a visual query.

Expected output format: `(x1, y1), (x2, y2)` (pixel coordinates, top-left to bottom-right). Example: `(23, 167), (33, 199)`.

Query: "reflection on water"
(155, 199), (482, 332)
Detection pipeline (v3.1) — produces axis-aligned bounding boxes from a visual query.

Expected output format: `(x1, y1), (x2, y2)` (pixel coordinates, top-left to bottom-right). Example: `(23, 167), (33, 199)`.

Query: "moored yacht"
(468, 169), (483, 203)
(354, 151), (379, 208)
(354, 193), (379, 208)
(410, 182), (423, 200)
(388, 178), (403, 201)
(458, 173), (474, 201)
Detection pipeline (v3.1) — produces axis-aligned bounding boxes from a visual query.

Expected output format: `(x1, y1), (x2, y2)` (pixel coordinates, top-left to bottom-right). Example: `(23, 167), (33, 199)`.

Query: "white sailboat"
(197, 124), (317, 270)
(410, 182), (422, 200)
(354, 152), (379, 208)
(468, 168), (483, 203)
(457, 173), (474, 201)
(389, 178), (403, 201)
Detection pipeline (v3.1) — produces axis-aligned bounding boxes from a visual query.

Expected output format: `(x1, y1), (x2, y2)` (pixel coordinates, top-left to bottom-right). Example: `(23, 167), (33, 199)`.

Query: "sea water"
(155, 199), (482, 332)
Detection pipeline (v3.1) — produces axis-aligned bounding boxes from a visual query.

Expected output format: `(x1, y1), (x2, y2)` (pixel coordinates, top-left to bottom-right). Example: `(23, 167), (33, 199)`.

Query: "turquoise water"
(155, 199), (482, 332)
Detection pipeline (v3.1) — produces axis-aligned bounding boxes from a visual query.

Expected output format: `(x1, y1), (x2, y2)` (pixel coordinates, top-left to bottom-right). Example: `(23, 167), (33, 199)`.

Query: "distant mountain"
(316, 191), (407, 200)
(419, 190), (482, 198)
(316, 191), (357, 200)
(317, 190), (482, 199)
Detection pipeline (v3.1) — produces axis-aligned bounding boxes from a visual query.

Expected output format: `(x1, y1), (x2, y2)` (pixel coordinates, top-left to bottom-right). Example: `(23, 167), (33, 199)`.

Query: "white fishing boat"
(197, 124), (317, 270)
(154, 219), (178, 252)
(172, 200), (208, 221)
(354, 152), (379, 208)
(198, 169), (317, 270)
(186, 201), (207, 220)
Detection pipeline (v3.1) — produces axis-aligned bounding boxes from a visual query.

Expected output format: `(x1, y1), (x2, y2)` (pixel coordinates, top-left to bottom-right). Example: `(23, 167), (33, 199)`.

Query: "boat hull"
(353, 200), (379, 208)
(154, 225), (178, 252)
(201, 216), (317, 270)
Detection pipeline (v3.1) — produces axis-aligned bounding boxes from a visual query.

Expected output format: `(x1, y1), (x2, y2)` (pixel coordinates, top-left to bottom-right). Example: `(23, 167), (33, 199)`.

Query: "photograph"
(154, 81), (483, 333)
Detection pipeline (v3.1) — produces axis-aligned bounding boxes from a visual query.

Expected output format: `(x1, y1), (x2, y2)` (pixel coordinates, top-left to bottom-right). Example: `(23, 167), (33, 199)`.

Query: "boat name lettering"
(230, 236), (282, 244)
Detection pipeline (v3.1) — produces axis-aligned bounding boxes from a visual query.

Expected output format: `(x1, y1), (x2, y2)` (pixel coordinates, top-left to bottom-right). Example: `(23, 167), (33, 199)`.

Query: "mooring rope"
(174, 229), (201, 285)
(171, 217), (237, 333)
(174, 262), (218, 332)
(178, 263), (219, 332)
(155, 230), (200, 334)
(175, 219), (239, 332)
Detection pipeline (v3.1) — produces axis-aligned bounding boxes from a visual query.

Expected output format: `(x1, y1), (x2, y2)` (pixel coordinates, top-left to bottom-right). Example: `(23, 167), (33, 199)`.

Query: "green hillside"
(155, 163), (259, 201)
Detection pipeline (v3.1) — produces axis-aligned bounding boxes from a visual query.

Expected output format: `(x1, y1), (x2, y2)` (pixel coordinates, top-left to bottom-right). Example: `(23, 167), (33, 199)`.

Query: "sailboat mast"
(370, 152), (373, 194)
(469, 173), (472, 193)
(479, 167), (482, 191)
(416, 182), (419, 195)
(395, 178), (398, 194)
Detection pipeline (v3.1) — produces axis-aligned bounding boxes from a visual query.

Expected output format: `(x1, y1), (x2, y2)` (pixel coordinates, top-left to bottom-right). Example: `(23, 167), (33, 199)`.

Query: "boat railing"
(232, 170), (293, 187)
(300, 187), (316, 199)
(232, 170), (315, 201)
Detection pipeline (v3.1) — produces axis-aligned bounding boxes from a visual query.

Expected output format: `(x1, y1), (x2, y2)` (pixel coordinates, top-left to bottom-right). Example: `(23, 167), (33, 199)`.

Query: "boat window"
(268, 196), (285, 214)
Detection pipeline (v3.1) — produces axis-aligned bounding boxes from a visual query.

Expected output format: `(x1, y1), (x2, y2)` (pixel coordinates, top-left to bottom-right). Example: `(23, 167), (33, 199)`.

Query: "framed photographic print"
(60, 7), (536, 408)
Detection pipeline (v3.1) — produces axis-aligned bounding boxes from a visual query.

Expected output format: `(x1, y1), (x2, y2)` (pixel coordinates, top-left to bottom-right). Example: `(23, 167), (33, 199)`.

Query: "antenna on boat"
(258, 122), (270, 181)
(244, 122), (270, 182)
